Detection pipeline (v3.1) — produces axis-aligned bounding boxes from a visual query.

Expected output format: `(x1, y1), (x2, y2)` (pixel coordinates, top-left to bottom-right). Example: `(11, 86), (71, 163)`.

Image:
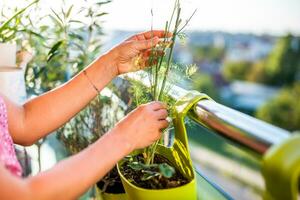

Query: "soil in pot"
(120, 154), (189, 189)
(97, 166), (125, 194)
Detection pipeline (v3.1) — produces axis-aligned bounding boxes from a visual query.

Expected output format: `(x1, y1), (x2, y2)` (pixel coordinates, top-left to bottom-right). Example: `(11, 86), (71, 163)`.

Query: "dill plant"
(144, 0), (196, 166)
(128, 0), (197, 180)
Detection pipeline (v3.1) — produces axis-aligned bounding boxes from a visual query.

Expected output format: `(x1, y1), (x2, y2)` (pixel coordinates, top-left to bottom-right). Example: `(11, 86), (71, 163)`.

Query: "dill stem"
(158, 7), (181, 101)
(153, 21), (169, 100)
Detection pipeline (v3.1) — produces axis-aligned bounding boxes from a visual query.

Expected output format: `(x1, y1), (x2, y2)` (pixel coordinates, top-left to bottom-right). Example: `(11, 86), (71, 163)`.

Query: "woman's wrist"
(82, 52), (118, 94)
(107, 126), (134, 156)
(96, 50), (118, 78)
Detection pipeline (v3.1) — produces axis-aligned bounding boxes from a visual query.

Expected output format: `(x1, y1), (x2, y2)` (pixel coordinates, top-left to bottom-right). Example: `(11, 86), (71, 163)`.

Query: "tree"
(222, 61), (253, 81)
(191, 45), (225, 62)
(190, 73), (219, 100)
(263, 34), (300, 86)
(256, 83), (300, 131)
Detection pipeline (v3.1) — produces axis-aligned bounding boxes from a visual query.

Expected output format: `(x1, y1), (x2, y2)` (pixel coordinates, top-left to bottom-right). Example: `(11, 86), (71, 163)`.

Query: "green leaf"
(128, 162), (144, 171)
(69, 20), (84, 24)
(96, 1), (112, 6)
(141, 170), (160, 181)
(50, 8), (64, 27)
(47, 40), (64, 62)
(95, 12), (108, 17)
(158, 163), (175, 178)
(69, 32), (84, 40)
(18, 29), (44, 39)
(49, 15), (64, 29)
(66, 5), (74, 18)
(0, 0), (39, 34)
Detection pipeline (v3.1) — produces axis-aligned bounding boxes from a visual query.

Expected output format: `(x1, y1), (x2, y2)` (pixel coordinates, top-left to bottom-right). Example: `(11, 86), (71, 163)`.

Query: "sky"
(102, 0), (300, 35)
(1, 0), (300, 35)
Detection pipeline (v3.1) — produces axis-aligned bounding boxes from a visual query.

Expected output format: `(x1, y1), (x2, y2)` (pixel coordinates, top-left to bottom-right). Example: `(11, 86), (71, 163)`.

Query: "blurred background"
(0, 0), (299, 199)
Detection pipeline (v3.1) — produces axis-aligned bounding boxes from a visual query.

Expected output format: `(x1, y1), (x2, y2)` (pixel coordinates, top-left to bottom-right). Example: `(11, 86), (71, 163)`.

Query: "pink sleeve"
(0, 95), (23, 177)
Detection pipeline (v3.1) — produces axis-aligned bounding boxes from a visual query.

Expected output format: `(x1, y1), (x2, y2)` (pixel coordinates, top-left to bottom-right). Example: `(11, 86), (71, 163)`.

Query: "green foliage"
(0, 0), (39, 43)
(190, 72), (219, 100)
(127, 159), (175, 180)
(222, 34), (300, 88)
(145, 0), (197, 102)
(57, 91), (126, 194)
(191, 45), (224, 62)
(222, 35), (300, 131)
(129, 79), (153, 107)
(247, 60), (268, 83)
(158, 163), (176, 178)
(23, 0), (110, 94)
(263, 34), (300, 86)
(222, 60), (253, 81)
(57, 92), (125, 154)
(256, 83), (300, 131)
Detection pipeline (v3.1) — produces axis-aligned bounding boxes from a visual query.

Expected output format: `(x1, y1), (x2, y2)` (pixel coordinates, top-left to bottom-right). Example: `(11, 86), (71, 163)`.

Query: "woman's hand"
(107, 30), (172, 75)
(111, 101), (169, 151)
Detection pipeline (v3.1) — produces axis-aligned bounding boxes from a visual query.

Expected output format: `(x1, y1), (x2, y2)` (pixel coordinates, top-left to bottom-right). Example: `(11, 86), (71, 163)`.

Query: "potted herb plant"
(0, 0), (38, 68)
(117, 1), (207, 199)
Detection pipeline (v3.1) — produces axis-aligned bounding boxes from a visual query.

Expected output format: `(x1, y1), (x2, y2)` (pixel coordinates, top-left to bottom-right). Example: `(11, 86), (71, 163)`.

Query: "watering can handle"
(262, 134), (300, 200)
(172, 91), (210, 151)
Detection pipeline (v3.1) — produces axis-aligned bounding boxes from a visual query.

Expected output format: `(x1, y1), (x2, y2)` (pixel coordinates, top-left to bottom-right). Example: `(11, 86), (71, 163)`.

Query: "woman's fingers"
(147, 101), (167, 111)
(143, 49), (165, 57)
(154, 109), (168, 120)
(158, 120), (169, 129)
(127, 30), (172, 41)
(138, 30), (173, 40)
(134, 37), (159, 51)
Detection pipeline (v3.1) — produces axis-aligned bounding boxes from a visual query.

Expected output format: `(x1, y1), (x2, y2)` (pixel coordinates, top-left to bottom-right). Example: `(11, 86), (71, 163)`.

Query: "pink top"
(0, 96), (22, 177)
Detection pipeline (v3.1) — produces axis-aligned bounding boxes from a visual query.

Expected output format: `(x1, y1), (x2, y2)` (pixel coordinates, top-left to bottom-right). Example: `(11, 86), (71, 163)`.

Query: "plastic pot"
(95, 185), (127, 200)
(118, 91), (210, 200)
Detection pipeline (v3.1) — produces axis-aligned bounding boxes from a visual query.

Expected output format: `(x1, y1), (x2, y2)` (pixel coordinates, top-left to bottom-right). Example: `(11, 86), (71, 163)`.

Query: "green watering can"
(117, 91), (210, 200)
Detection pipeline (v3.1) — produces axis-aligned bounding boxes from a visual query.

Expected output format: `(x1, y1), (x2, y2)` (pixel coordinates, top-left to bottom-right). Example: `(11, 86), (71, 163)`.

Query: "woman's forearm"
(0, 129), (132, 200)
(10, 53), (117, 145)
(27, 130), (131, 200)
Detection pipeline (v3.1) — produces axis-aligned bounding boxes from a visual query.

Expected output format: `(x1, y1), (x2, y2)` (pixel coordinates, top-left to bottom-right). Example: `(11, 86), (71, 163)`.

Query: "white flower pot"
(0, 68), (27, 104)
(0, 43), (17, 68)
(0, 47), (28, 104)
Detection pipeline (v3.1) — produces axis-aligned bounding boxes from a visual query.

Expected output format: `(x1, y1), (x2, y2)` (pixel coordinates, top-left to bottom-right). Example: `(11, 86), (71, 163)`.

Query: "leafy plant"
(57, 93), (124, 153)
(57, 89), (127, 193)
(0, 0), (39, 43)
(256, 83), (300, 131)
(127, 0), (197, 184)
(24, 0), (110, 93)
(144, 0), (196, 166)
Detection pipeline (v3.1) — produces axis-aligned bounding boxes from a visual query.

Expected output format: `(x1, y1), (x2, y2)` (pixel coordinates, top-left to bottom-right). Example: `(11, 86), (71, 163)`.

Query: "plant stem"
(177, 9), (197, 34)
(153, 21), (169, 100)
(158, 6), (181, 101)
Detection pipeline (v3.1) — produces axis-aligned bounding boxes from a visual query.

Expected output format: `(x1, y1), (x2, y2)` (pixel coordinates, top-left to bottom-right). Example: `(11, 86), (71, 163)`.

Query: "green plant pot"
(95, 185), (128, 200)
(101, 192), (127, 200)
(117, 91), (210, 200)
